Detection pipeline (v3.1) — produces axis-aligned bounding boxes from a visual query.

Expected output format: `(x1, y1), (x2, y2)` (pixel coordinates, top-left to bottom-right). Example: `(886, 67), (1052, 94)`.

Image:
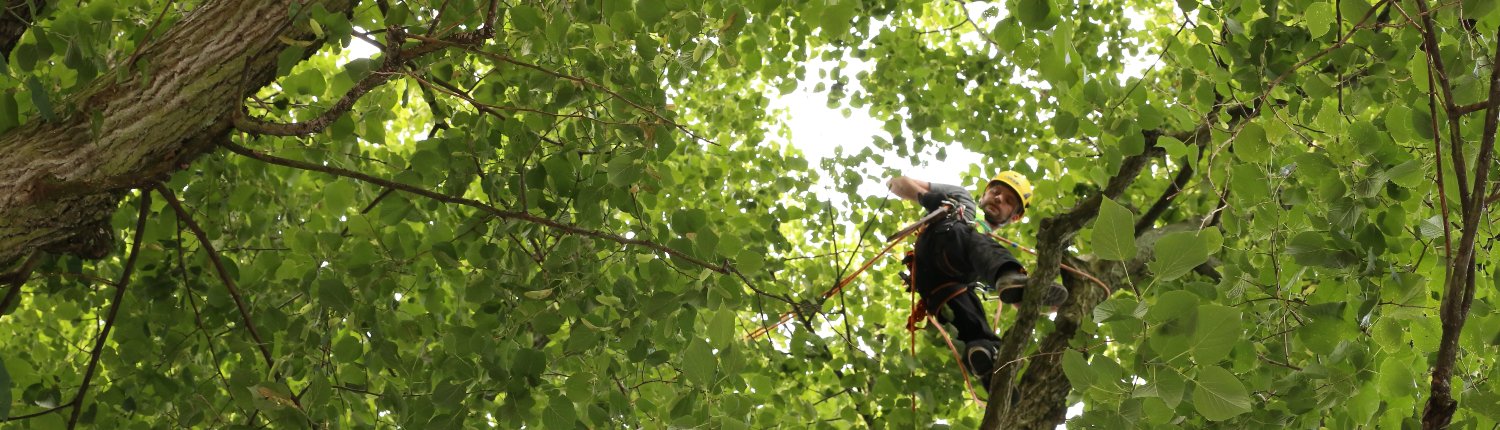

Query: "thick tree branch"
(66, 192), (149, 430)
(1458, 101), (1488, 116)
(1134, 156), (1195, 237)
(0, 250), (42, 318)
(154, 184), (279, 376)
(1416, 0), (1471, 209)
(0, 0), (358, 264)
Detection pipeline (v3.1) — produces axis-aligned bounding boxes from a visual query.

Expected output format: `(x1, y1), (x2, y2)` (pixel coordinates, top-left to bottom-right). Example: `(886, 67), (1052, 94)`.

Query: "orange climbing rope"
(982, 231), (1113, 297)
(744, 207), (949, 340)
(927, 314), (986, 408)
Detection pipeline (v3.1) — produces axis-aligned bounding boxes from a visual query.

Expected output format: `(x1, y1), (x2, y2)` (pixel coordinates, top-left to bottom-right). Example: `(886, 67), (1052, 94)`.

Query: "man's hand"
(886, 176), (930, 202)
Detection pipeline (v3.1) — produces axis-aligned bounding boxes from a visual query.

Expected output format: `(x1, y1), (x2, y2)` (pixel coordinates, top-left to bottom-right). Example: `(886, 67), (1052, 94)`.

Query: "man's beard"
(983, 207), (1012, 228)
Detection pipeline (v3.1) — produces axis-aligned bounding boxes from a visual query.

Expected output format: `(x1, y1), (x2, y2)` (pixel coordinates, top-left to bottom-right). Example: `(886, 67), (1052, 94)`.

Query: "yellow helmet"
(988, 170), (1034, 213)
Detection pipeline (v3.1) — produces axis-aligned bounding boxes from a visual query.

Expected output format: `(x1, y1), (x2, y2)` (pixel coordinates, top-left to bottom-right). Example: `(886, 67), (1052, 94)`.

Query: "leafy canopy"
(3, 0), (1500, 428)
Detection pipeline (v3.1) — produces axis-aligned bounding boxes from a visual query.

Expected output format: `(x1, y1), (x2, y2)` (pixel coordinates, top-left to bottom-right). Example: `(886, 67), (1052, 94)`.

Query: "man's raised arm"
(886, 176), (930, 202)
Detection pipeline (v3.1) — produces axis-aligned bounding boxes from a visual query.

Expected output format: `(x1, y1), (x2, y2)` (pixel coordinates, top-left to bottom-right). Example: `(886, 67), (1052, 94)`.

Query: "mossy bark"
(0, 0), (353, 263)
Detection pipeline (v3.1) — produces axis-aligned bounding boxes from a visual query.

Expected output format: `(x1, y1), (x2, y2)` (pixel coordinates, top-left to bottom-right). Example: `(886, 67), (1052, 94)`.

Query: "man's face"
(979, 182), (1022, 224)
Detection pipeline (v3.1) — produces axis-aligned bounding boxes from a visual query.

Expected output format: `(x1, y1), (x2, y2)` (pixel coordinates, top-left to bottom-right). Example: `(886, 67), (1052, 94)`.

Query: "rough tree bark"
(0, 0), (353, 264)
(0, 0), (46, 57)
(979, 130), (1167, 428)
(979, 122), (1211, 429)
(1421, 26), (1500, 430)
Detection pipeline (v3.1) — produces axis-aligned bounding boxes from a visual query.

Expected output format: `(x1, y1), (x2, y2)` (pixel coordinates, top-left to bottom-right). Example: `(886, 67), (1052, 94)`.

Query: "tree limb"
(1422, 25), (1500, 430)
(0, 250), (42, 318)
(234, 27), (409, 136)
(1416, 0), (1471, 209)
(1134, 155), (1195, 237)
(980, 130), (1168, 429)
(154, 184), (280, 379)
(0, 0), (358, 264)
(66, 191), (150, 430)
(219, 140), (736, 278)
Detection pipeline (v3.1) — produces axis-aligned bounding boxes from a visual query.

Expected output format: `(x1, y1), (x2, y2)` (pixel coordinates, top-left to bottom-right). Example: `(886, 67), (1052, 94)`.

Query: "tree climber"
(886, 171), (1068, 389)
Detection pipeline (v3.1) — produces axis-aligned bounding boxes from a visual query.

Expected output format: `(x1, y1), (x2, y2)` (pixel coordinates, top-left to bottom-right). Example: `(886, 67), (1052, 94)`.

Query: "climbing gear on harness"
(988, 171), (1034, 213)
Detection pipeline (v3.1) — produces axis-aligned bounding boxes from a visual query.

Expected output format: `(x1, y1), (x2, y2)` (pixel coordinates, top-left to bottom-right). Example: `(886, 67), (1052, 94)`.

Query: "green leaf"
(707, 308), (736, 349)
(1062, 349), (1095, 389)
(323, 179), (355, 212)
(1156, 370), (1185, 409)
(1145, 290), (1200, 324)
(607, 153), (643, 186)
(1350, 120), (1382, 156)
(0, 355), (10, 420)
(1385, 159), (1424, 188)
(1348, 384), (1380, 425)
(1053, 110), (1079, 139)
(1193, 366), (1252, 421)
(318, 279), (356, 314)
(0, 92), (17, 134)
(819, 2), (856, 39)
(1386, 105), (1415, 142)
(1190, 304), (1242, 364)
(333, 336), (363, 362)
(1119, 133), (1145, 156)
(1149, 231), (1210, 281)
(24, 75), (55, 122)
(543, 393), (577, 429)
(1306, 2), (1336, 38)
(1234, 122), (1270, 163)
(1093, 297), (1145, 322)
(1464, 391), (1500, 423)
(1091, 198), (1139, 261)
(1018, 0), (1058, 30)
(512, 348), (547, 378)
(385, 3), (411, 26)
(1379, 356), (1414, 397)
(1373, 318), (1405, 352)
(682, 338), (718, 387)
(431, 380), (466, 411)
(636, 0), (667, 26)
(510, 5), (545, 32)
(1137, 104), (1164, 131)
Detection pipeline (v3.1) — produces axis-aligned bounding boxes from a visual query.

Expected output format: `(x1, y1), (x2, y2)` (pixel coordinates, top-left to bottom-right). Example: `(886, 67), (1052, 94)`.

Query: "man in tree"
(887, 171), (1067, 388)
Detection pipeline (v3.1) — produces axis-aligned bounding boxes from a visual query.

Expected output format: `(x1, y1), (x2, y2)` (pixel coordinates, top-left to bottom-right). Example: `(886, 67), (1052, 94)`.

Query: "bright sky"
(775, 6), (1161, 208)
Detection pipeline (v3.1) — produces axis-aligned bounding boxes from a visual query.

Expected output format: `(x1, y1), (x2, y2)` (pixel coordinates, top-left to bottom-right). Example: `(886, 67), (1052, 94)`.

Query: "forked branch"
(153, 184), (280, 378)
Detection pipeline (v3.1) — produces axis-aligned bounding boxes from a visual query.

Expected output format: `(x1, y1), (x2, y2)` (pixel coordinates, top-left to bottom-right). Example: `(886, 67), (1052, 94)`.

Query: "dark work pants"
(911, 218), (1023, 344)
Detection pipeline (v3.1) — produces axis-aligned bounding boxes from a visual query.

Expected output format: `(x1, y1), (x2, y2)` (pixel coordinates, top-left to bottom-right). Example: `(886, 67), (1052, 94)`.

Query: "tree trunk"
(1002, 253), (1104, 428)
(979, 133), (1165, 428)
(0, 0), (351, 263)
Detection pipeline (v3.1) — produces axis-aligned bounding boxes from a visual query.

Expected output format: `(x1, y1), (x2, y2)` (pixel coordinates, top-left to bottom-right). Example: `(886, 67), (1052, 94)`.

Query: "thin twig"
(122, 0), (177, 70)
(221, 140), (732, 278)
(66, 192), (150, 430)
